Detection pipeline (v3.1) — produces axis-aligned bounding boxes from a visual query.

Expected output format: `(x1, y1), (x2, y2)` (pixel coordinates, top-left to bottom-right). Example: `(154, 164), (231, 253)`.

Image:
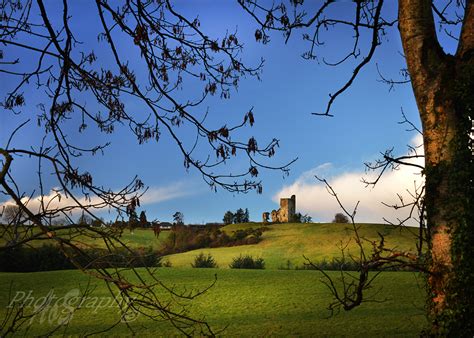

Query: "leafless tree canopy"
(0, 0), (296, 335)
(239, 0), (466, 115)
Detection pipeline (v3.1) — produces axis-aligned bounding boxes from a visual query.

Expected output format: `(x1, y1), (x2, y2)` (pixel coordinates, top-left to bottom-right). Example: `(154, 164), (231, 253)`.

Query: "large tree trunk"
(399, 0), (473, 335)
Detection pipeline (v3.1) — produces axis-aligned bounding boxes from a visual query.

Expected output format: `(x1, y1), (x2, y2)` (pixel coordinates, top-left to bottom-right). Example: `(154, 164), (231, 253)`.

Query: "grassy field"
(166, 222), (420, 269)
(82, 228), (170, 251)
(0, 268), (427, 336)
(0, 223), (426, 336)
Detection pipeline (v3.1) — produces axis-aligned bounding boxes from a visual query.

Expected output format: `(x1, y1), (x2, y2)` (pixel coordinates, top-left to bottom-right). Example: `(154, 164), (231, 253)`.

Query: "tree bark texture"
(399, 0), (473, 334)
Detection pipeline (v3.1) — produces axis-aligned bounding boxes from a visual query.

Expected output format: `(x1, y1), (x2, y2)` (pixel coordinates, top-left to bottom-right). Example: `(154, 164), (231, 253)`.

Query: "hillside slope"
(166, 223), (420, 269)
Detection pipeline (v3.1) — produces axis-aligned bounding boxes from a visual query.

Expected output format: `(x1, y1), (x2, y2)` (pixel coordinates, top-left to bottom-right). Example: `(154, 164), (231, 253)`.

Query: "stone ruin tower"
(267, 195), (296, 223)
(279, 195), (296, 222)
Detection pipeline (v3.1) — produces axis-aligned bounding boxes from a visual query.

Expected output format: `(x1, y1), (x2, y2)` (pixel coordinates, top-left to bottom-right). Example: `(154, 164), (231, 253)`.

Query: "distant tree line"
(162, 224), (266, 254)
(223, 208), (250, 225)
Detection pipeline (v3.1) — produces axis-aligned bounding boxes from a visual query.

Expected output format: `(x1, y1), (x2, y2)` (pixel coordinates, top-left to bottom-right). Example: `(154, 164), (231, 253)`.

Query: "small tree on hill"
(301, 214), (312, 223)
(223, 211), (234, 225)
(173, 211), (184, 225)
(233, 208), (245, 223)
(139, 210), (148, 228)
(332, 213), (349, 224)
(294, 212), (312, 223)
(243, 208), (250, 222)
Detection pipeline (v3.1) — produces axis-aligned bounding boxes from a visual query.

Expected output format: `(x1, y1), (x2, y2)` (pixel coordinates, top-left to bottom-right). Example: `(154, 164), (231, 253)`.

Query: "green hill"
(166, 222), (419, 269)
(0, 222), (419, 270)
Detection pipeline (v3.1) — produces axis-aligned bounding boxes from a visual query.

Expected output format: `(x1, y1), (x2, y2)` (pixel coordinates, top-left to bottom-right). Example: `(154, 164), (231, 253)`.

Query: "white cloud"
(1, 181), (194, 216)
(141, 181), (196, 204)
(274, 135), (425, 225)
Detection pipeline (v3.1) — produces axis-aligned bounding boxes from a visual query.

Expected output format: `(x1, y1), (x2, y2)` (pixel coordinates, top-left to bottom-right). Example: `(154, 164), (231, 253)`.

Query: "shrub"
(229, 255), (265, 269)
(191, 253), (217, 268)
(332, 213), (349, 223)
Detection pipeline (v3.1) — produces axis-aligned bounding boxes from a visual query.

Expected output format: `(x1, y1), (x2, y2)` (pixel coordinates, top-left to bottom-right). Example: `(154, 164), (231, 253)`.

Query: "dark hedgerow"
(229, 254), (265, 269)
(0, 245), (164, 272)
(295, 257), (417, 272)
(191, 253), (218, 268)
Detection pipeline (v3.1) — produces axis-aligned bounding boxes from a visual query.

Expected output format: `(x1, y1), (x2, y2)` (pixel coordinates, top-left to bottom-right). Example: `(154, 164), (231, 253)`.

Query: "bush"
(332, 213), (349, 223)
(229, 255), (265, 269)
(191, 253), (217, 268)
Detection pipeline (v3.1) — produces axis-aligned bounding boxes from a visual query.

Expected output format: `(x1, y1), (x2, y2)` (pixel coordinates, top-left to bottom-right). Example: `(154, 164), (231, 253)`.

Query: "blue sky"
(0, 1), (459, 224)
